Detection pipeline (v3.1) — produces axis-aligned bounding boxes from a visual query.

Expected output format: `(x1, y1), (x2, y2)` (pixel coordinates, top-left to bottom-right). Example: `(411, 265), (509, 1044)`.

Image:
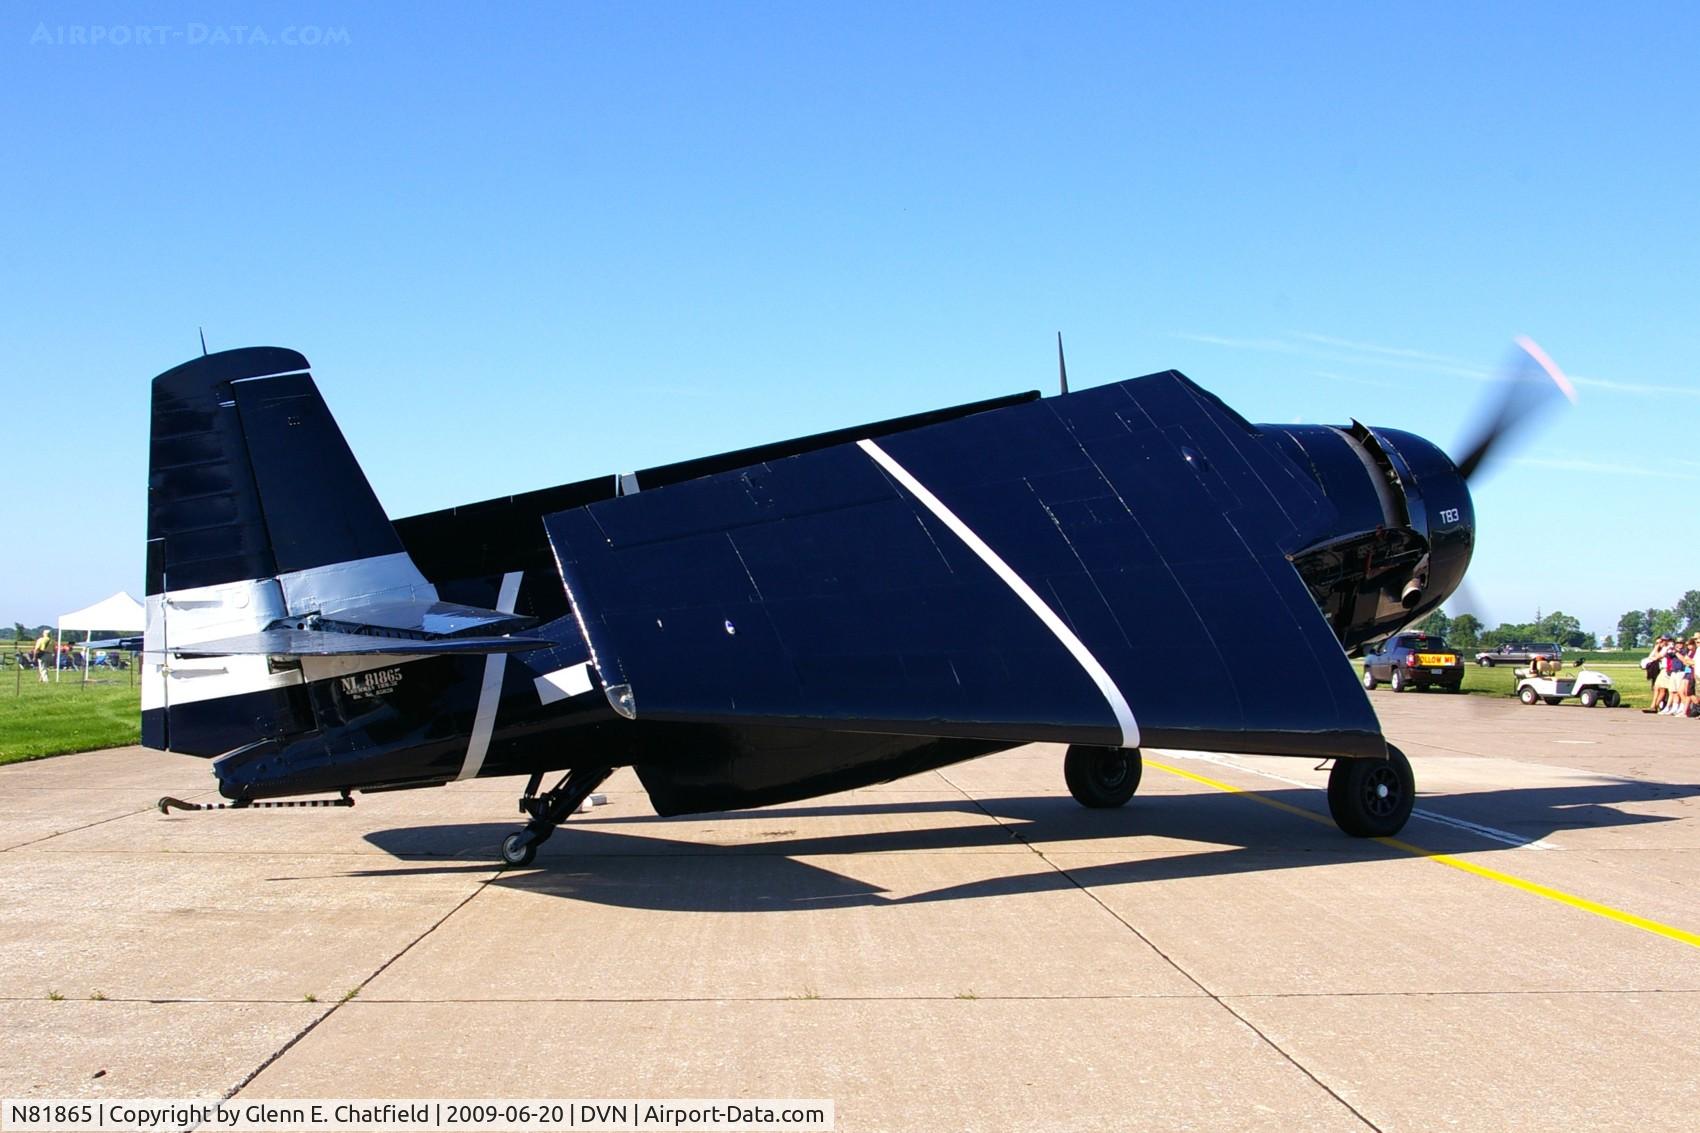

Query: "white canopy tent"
(56, 591), (145, 683)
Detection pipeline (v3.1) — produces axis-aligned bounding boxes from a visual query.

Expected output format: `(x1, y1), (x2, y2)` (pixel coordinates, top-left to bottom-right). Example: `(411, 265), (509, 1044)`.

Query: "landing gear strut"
(500, 766), (614, 867)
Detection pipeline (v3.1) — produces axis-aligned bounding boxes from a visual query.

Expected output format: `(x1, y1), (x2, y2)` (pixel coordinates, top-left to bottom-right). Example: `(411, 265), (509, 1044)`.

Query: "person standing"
(1658, 637), (1686, 715)
(1668, 637), (1697, 718)
(1640, 636), (1667, 712)
(33, 627), (52, 683)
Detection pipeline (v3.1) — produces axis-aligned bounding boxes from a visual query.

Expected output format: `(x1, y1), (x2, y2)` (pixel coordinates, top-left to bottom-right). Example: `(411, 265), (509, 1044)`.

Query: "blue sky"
(2, 2), (1694, 637)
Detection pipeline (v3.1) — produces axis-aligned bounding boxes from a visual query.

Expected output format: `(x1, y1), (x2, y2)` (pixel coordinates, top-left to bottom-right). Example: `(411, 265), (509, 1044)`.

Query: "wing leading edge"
(544, 371), (1385, 760)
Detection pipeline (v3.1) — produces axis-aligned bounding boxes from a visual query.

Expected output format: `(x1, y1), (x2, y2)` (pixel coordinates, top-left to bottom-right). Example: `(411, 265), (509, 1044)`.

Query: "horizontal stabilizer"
(172, 629), (552, 658)
(81, 637), (143, 652)
(308, 597), (537, 638)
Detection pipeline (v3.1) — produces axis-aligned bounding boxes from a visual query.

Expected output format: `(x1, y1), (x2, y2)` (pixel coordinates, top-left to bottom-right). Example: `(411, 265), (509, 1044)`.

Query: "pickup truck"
(1475, 642), (1564, 667)
(1363, 633), (1465, 692)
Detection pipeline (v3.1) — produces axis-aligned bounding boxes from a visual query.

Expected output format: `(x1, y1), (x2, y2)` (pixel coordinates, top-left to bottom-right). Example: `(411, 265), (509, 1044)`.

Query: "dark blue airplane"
(142, 343), (1567, 864)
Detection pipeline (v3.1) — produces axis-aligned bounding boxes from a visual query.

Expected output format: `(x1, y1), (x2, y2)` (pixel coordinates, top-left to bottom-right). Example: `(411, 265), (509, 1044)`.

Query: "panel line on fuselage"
(854, 438), (1140, 749)
(457, 570), (524, 780)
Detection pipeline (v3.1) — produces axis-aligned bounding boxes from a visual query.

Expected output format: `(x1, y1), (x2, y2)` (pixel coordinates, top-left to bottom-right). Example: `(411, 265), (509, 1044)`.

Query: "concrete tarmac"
(3, 692), (1699, 1131)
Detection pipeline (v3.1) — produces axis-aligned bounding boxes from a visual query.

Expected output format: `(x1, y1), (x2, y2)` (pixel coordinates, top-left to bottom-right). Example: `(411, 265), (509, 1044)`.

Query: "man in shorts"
(1657, 637), (1687, 715)
(1670, 636), (1698, 718)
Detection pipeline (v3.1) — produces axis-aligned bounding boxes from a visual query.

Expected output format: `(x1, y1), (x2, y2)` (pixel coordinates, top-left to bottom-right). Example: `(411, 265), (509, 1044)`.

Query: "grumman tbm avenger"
(143, 340), (1571, 864)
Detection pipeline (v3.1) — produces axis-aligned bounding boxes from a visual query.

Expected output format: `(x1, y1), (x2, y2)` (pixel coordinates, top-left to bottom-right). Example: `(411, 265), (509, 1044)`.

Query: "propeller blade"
(1057, 332), (1069, 395)
(1453, 336), (1577, 482)
(1447, 577), (1492, 630)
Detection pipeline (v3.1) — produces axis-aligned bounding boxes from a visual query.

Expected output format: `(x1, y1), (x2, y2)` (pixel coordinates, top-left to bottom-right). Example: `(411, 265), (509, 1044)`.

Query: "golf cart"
(1513, 656), (1619, 707)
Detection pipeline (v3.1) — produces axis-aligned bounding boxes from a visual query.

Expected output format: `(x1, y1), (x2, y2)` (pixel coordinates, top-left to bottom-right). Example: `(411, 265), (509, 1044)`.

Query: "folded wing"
(544, 372), (1385, 759)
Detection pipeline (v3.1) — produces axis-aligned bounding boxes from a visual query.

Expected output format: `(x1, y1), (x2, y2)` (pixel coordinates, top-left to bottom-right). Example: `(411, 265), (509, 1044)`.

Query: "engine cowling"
(1263, 423), (1474, 655)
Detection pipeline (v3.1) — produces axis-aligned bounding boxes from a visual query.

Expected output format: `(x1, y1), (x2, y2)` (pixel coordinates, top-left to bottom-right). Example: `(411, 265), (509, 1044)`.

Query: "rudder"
(143, 348), (432, 754)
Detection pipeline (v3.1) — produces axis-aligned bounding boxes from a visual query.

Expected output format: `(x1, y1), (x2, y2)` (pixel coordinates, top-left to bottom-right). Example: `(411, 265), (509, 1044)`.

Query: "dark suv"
(1362, 633), (1465, 693)
(1474, 642), (1564, 667)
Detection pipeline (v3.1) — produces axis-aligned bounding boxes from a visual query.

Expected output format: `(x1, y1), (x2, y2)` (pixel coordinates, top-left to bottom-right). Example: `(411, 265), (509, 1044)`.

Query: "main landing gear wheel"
(499, 766), (614, 867)
(1064, 745), (1142, 808)
(1327, 745), (1415, 838)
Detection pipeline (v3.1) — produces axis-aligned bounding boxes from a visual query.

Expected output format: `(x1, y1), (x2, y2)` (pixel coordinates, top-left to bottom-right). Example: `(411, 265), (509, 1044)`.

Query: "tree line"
(1411, 590), (1699, 652)
(10, 623), (136, 643)
(1412, 609), (1585, 651)
(1614, 591), (1700, 648)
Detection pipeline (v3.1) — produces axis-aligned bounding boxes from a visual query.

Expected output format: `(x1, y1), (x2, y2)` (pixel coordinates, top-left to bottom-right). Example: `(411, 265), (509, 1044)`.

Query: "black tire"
(1362, 668), (1378, 690)
(1544, 696), (1563, 706)
(1064, 746), (1142, 808)
(1327, 745), (1415, 838)
(1579, 688), (1599, 708)
(1606, 690), (1621, 707)
(1482, 658), (1495, 667)
(1519, 685), (1539, 705)
(1390, 668), (1407, 693)
(500, 831), (538, 867)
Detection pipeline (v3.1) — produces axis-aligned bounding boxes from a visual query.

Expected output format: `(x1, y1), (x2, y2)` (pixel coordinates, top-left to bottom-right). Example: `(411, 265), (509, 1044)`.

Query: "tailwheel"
(500, 766), (614, 866)
(1327, 745), (1415, 838)
(501, 830), (540, 867)
(1064, 745), (1142, 808)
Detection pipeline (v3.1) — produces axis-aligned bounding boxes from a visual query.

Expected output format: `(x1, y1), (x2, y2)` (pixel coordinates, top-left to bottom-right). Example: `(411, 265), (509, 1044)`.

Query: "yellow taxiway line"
(1146, 757), (1700, 951)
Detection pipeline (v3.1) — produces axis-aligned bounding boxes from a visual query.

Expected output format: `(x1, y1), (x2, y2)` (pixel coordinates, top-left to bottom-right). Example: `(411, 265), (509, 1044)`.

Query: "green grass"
(1565, 650), (1646, 665)
(0, 663), (141, 764)
(1364, 659), (1659, 710)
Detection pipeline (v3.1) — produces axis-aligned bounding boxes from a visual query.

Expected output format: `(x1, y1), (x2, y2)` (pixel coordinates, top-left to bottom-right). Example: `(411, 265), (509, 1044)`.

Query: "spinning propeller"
(1443, 336), (1577, 625)
(1453, 336), (1578, 483)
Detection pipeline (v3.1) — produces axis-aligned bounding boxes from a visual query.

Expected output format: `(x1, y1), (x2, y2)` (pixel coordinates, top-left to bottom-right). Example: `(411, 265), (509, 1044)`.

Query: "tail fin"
(142, 348), (438, 754)
(147, 348), (408, 593)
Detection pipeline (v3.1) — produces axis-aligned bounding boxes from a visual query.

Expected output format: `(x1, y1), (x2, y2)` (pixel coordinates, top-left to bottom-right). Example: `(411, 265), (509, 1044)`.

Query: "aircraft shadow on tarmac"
(351, 777), (1700, 913)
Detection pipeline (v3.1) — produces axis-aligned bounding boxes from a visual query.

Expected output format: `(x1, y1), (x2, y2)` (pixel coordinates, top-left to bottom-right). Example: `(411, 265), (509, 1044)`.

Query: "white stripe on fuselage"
(458, 571), (524, 781)
(856, 438), (1140, 749)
